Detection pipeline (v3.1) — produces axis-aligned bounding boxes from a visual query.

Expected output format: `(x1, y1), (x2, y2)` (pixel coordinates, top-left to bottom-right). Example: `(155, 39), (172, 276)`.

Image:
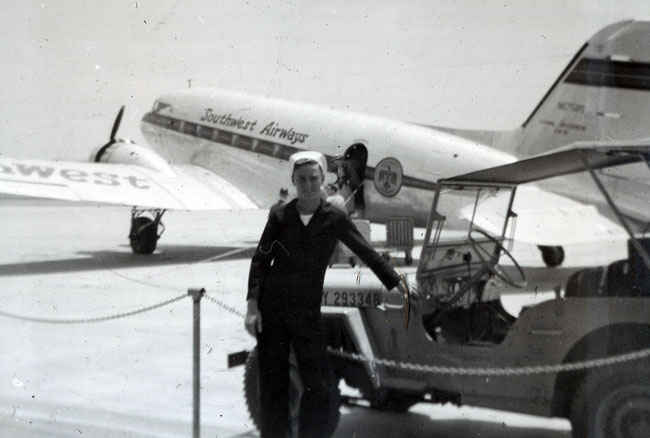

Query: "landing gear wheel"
(128, 208), (165, 255)
(244, 347), (341, 437)
(129, 217), (158, 254)
(570, 366), (650, 438)
(538, 245), (565, 267)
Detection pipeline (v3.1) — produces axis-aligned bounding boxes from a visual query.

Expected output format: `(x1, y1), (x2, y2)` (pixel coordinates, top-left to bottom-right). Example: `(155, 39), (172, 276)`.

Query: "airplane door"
(339, 143), (368, 213)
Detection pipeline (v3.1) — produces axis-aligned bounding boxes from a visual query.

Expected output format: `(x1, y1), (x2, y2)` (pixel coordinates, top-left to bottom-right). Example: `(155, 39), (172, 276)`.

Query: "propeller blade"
(94, 106), (125, 162)
(110, 105), (125, 142)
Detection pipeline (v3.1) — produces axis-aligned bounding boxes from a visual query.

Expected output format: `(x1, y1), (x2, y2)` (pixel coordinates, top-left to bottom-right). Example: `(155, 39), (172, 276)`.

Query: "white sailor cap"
(289, 150), (327, 177)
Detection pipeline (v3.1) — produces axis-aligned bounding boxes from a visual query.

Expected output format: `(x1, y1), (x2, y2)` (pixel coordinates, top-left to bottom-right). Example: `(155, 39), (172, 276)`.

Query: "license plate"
(321, 289), (383, 307)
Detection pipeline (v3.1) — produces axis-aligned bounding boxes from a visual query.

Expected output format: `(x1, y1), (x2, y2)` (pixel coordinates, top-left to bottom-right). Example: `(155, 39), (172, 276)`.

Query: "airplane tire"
(129, 217), (158, 254)
(539, 245), (565, 267)
(244, 346), (341, 437)
(570, 364), (650, 438)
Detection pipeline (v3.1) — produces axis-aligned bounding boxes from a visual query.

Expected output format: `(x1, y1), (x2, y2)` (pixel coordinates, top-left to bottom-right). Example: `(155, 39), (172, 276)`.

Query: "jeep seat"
(565, 266), (606, 297)
(565, 237), (650, 298)
(629, 236), (650, 296)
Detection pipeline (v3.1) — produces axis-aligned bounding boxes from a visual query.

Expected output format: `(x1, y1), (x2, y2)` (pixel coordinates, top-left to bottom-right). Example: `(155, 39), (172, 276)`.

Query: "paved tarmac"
(2, 199), (624, 437)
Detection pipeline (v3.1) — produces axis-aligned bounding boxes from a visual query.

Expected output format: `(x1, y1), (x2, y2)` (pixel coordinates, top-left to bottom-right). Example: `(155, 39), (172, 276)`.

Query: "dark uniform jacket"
(247, 198), (400, 310)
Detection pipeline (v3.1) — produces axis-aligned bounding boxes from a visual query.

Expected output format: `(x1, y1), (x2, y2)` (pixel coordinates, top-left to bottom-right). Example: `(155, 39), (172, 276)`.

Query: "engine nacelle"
(90, 140), (175, 176)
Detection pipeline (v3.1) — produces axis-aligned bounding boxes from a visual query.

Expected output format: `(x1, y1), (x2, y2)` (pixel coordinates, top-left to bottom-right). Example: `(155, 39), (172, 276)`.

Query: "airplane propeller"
(94, 105), (125, 162)
(109, 105), (125, 143)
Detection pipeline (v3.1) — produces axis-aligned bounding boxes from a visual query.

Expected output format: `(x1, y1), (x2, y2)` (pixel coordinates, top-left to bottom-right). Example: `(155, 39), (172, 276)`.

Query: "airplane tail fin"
(516, 20), (650, 157)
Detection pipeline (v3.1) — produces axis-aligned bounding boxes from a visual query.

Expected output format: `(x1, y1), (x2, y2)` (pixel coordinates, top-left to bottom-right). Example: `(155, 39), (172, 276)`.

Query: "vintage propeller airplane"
(1, 20), (648, 266)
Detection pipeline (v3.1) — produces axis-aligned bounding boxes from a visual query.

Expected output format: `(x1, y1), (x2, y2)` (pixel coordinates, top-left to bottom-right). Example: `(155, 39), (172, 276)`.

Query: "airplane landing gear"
(129, 208), (166, 254)
(404, 250), (413, 266)
(538, 245), (565, 267)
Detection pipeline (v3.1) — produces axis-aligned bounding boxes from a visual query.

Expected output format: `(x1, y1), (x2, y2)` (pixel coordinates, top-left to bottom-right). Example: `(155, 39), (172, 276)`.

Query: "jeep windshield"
(417, 182), (518, 305)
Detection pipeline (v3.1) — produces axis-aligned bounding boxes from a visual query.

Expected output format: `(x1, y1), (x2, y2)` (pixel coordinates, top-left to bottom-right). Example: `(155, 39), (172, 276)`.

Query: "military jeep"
(234, 143), (650, 438)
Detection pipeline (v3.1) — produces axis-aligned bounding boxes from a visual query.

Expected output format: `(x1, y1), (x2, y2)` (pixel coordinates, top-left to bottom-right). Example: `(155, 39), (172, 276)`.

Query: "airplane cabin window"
(236, 135), (253, 149)
(182, 121), (197, 135)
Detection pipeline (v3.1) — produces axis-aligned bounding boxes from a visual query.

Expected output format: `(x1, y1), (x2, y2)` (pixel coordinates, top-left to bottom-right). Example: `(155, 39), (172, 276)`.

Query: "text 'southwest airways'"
(199, 108), (310, 145)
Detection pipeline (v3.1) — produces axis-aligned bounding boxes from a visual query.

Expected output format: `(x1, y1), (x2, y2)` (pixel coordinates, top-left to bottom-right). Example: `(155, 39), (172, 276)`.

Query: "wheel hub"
(597, 386), (650, 438)
(610, 398), (650, 438)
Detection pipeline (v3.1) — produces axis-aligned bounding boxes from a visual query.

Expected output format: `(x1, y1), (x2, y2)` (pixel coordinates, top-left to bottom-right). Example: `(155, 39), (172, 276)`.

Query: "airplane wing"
(0, 157), (258, 210)
(464, 185), (627, 245)
(454, 141), (649, 245)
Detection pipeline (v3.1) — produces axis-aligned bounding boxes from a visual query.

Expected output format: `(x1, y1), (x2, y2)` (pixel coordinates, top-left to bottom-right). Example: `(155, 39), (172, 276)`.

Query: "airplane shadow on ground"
(1, 240), (585, 286)
(241, 240), (420, 269)
(0, 244), (258, 276)
(0, 238), (419, 276)
(334, 407), (571, 438)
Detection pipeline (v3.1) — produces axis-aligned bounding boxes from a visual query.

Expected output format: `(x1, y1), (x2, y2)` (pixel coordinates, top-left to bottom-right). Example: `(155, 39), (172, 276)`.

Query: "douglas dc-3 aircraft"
(1, 20), (649, 266)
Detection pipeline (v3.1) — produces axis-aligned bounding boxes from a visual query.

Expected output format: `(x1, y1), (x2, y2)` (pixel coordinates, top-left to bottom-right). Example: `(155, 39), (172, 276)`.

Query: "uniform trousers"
(258, 299), (330, 438)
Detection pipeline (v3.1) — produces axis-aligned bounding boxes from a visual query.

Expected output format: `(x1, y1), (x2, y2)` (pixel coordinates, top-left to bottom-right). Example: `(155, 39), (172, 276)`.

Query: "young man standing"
(245, 151), (406, 438)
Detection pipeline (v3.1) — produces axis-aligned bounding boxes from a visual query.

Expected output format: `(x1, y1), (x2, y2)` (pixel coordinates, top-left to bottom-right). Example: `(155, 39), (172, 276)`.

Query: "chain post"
(188, 287), (205, 438)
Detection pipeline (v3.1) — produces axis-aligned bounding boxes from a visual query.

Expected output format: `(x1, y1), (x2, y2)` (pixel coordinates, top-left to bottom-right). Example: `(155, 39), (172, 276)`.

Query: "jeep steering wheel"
(468, 228), (526, 288)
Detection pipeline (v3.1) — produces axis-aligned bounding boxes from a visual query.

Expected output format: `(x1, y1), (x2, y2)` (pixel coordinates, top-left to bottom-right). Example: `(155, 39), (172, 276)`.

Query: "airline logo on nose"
(374, 157), (403, 197)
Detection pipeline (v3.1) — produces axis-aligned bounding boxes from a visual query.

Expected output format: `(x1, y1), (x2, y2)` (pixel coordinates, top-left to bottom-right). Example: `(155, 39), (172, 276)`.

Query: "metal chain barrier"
(0, 293), (187, 324)
(327, 346), (650, 376)
(204, 293), (246, 318)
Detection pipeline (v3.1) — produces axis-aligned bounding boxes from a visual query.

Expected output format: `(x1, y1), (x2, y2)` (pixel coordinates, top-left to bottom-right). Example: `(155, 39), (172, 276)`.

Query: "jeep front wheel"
(243, 347), (341, 437)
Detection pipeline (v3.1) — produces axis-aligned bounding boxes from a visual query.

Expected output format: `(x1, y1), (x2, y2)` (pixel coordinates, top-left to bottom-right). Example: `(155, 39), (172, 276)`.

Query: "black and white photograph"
(1, 1), (649, 437)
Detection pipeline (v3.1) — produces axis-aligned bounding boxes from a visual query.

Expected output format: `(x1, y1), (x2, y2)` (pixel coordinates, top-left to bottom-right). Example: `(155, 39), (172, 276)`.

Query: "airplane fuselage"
(140, 88), (517, 227)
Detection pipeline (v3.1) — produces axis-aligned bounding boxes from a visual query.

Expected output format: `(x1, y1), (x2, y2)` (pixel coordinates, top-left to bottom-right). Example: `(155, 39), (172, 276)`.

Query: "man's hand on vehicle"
(390, 278), (412, 301)
(390, 278), (413, 329)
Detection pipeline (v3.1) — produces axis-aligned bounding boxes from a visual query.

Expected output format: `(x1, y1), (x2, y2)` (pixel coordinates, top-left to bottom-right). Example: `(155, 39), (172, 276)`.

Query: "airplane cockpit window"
(152, 100), (169, 113)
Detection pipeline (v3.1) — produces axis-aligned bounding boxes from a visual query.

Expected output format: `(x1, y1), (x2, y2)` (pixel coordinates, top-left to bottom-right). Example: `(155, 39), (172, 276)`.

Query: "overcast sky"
(1, 0), (649, 160)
